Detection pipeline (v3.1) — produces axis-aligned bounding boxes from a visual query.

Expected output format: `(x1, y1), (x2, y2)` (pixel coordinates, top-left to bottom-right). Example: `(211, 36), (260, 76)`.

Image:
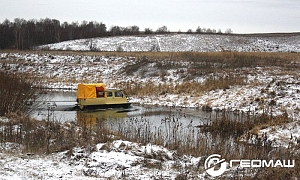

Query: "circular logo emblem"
(204, 154), (227, 177)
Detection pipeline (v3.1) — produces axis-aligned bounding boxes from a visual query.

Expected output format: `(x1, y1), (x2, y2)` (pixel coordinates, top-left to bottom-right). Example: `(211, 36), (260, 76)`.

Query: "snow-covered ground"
(0, 140), (205, 179)
(36, 34), (300, 53)
(1, 33), (300, 179)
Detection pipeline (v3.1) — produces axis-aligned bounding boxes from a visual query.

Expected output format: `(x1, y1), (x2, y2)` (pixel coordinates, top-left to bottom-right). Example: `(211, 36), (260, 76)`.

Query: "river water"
(33, 90), (212, 124)
(32, 90), (214, 146)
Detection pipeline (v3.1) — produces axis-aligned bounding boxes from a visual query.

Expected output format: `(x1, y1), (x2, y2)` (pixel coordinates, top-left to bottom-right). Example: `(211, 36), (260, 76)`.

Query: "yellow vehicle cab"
(75, 83), (130, 110)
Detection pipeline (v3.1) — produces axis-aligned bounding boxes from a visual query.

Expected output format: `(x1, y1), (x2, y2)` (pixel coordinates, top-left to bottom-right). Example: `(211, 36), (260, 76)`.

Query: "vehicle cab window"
(97, 91), (104, 98)
(106, 91), (113, 97)
(115, 91), (123, 97)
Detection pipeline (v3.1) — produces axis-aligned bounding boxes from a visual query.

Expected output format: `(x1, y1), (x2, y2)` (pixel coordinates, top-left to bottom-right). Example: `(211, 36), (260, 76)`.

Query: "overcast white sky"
(1, 0), (299, 33)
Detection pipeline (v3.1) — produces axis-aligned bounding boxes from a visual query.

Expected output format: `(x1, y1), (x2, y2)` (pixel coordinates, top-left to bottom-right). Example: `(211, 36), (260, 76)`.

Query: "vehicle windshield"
(115, 91), (123, 97)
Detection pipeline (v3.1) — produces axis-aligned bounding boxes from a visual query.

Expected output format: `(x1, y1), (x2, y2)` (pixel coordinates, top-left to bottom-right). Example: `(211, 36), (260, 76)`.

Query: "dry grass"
(0, 113), (113, 154)
(0, 71), (45, 116)
(2, 50), (299, 62)
(202, 111), (292, 138)
(112, 51), (300, 97)
(118, 73), (246, 96)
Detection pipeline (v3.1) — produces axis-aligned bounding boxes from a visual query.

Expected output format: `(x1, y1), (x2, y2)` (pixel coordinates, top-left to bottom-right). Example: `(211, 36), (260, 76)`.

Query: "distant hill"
(36, 33), (300, 53)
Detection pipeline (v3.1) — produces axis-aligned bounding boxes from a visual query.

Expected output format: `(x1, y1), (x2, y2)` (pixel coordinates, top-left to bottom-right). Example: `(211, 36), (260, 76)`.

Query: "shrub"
(0, 71), (43, 116)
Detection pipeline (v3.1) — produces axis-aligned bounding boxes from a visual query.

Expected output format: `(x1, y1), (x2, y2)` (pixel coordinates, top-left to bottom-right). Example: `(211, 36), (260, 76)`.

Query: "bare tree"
(156, 26), (168, 34)
(144, 28), (153, 34)
(225, 28), (233, 34)
(196, 26), (202, 34)
(186, 29), (193, 34)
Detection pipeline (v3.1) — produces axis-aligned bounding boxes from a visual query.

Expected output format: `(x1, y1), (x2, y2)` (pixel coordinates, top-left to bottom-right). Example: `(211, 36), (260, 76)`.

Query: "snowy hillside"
(37, 33), (300, 53)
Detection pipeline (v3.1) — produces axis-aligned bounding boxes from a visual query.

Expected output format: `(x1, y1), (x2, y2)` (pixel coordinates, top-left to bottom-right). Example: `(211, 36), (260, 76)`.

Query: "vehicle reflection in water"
(76, 108), (129, 126)
(77, 106), (209, 126)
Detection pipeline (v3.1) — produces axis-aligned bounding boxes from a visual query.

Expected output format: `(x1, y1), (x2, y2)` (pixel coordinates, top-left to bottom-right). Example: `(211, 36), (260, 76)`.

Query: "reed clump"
(0, 113), (114, 154)
(0, 71), (44, 116)
(202, 110), (291, 137)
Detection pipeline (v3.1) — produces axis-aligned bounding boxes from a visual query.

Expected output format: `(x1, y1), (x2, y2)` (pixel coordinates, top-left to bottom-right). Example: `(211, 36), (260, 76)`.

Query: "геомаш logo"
(204, 154), (295, 177)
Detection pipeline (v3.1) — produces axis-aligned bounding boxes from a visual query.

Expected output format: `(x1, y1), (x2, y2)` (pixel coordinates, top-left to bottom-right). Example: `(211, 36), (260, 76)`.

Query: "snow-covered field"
(1, 33), (300, 179)
(37, 33), (300, 53)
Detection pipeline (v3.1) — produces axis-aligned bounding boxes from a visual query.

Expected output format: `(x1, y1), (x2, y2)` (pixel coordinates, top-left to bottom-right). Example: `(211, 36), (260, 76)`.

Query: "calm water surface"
(32, 91), (213, 143)
(33, 90), (212, 124)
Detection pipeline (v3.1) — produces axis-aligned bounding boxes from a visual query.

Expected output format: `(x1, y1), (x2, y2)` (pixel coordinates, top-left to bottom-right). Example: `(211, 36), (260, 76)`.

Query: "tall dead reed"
(0, 71), (44, 116)
(0, 112), (113, 154)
